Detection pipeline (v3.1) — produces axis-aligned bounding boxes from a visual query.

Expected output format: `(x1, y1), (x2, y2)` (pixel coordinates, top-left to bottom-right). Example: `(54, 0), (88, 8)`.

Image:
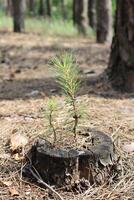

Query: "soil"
(0, 32), (134, 200)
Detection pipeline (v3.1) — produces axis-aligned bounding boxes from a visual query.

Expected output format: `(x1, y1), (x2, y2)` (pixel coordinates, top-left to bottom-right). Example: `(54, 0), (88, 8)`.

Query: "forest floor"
(0, 32), (134, 200)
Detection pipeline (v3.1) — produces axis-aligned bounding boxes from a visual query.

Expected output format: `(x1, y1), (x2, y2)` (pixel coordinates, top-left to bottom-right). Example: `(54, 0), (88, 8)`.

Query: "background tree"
(88, 0), (97, 30)
(38, 0), (45, 16)
(12, 0), (25, 32)
(108, 0), (134, 92)
(73, 0), (88, 35)
(28, 0), (35, 14)
(46, 0), (51, 17)
(6, 0), (13, 16)
(61, 0), (67, 20)
(96, 0), (113, 43)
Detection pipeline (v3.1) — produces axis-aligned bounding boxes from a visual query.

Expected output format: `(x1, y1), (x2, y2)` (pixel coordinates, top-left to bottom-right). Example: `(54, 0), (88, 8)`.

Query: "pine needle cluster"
(51, 53), (80, 98)
(51, 53), (81, 138)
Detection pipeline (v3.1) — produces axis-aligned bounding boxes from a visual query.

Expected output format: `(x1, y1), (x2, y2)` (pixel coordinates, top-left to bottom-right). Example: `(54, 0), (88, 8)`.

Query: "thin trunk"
(29, 0), (35, 14)
(96, 0), (113, 43)
(73, 0), (76, 25)
(73, 0), (88, 35)
(6, 0), (13, 16)
(12, 0), (25, 33)
(46, 0), (51, 17)
(88, 0), (97, 30)
(108, 0), (134, 92)
(39, 0), (45, 16)
(61, 0), (67, 20)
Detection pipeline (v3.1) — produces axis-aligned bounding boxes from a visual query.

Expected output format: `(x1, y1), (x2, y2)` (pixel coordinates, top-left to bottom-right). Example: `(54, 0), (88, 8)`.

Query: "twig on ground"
(29, 168), (64, 200)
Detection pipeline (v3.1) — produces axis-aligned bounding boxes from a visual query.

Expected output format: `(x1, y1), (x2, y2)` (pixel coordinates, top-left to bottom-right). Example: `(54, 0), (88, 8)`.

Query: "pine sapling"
(51, 53), (81, 138)
(45, 98), (57, 144)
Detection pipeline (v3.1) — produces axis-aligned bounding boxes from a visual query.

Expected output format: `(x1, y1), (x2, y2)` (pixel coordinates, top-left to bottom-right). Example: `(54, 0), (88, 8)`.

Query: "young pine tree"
(51, 53), (81, 138)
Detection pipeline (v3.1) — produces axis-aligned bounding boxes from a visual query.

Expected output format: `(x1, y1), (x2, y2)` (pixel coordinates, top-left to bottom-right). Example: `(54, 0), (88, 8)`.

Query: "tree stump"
(23, 130), (117, 189)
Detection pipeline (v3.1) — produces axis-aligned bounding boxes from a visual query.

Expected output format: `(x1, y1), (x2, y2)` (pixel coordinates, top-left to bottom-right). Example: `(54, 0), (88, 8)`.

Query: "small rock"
(26, 90), (40, 97)
(50, 89), (57, 93)
(83, 70), (95, 74)
(123, 142), (134, 153)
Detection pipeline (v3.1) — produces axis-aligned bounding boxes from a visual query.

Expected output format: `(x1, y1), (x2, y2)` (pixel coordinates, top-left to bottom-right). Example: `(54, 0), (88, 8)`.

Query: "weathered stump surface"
(24, 130), (116, 188)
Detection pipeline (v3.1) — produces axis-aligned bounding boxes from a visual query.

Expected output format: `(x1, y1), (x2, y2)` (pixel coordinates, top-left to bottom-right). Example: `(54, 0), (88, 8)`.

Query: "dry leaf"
(12, 129), (18, 134)
(13, 153), (24, 161)
(123, 142), (134, 153)
(9, 187), (19, 196)
(1, 180), (12, 187)
(10, 133), (28, 151)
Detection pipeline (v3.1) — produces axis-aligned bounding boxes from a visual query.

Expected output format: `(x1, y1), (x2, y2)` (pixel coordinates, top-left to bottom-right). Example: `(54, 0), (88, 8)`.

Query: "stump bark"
(24, 130), (116, 189)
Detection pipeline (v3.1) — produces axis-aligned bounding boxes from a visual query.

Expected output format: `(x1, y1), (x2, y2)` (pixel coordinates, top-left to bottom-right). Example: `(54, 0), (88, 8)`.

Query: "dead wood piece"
(23, 130), (116, 188)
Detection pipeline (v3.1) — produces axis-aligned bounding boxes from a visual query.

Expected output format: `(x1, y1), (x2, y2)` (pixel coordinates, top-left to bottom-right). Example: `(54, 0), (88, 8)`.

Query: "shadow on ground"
(0, 74), (132, 100)
(0, 32), (132, 100)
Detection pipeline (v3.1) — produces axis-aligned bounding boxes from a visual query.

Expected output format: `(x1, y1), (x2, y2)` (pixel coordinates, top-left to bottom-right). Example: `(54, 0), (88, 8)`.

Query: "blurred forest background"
(0, 0), (116, 38)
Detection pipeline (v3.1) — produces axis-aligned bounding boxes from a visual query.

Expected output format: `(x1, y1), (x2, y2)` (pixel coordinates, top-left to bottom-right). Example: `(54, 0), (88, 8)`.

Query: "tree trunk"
(108, 0), (134, 92)
(12, 0), (25, 33)
(73, 0), (88, 35)
(61, 0), (67, 20)
(6, 0), (13, 16)
(38, 0), (45, 16)
(46, 0), (51, 17)
(96, 0), (113, 43)
(88, 0), (97, 30)
(72, 0), (76, 25)
(28, 0), (35, 14)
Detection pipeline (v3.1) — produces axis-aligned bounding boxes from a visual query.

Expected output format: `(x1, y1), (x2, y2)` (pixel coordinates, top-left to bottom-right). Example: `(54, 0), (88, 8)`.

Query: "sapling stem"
(51, 53), (81, 138)
(49, 110), (57, 144)
(45, 98), (57, 144)
(70, 96), (79, 138)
